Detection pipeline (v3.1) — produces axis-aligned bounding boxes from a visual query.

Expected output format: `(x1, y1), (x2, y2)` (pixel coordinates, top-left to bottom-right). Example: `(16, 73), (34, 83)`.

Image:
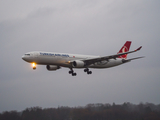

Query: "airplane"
(22, 41), (143, 76)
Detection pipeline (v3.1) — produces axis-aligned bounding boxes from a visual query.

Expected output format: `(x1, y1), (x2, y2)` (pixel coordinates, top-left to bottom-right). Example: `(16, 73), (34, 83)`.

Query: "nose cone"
(22, 55), (26, 61)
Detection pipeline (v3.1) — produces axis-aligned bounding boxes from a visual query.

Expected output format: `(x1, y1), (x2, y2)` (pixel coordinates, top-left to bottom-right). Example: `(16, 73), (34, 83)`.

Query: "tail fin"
(117, 41), (131, 59)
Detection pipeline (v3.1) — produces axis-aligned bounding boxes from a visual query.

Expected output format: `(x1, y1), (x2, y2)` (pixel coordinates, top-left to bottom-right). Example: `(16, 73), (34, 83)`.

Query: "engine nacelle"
(46, 65), (60, 71)
(72, 60), (85, 68)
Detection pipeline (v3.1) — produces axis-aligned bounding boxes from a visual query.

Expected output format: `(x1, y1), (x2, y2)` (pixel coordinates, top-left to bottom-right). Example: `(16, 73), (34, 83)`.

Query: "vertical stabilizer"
(117, 41), (131, 59)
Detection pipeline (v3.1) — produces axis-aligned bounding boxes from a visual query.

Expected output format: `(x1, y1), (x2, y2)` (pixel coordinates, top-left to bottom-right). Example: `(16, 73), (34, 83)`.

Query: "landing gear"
(68, 68), (92, 76)
(84, 68), (92, 75)
(84, 68), (89, 72)
(33, 67), (36, 70)
(69, 68), (77, 76)
(87, 71), (92, 74)
(72, 73), (77, 76)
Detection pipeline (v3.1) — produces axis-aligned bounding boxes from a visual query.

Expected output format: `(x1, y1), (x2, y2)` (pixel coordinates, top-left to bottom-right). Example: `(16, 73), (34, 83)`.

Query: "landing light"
(32, 63), (36, 67)
(32, 63), (36, 69)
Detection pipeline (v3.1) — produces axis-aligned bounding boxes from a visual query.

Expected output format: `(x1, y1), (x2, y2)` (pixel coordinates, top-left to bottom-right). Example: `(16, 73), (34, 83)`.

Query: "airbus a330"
(22, 41), (143, 76)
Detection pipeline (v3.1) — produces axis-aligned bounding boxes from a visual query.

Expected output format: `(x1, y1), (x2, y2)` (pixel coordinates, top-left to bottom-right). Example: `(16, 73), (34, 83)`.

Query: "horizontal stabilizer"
(122, 56), (145, 63)
(135, 46), (142, 51)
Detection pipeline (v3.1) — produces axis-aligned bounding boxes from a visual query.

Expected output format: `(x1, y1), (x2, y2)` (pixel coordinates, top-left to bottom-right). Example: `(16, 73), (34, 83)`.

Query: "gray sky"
(0, 0), (160, 112)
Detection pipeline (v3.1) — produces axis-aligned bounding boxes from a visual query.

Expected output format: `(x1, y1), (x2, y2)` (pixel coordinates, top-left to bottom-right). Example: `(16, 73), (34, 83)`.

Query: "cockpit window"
(25, 54), (30, 56)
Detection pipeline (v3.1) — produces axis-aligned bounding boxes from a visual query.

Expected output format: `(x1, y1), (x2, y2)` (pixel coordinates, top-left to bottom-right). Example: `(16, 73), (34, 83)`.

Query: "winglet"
(135, 46), (142, 51)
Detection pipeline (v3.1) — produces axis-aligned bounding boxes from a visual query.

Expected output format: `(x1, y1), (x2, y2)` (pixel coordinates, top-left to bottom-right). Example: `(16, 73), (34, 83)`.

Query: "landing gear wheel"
(87, 71), (92, 74)
(84, 68), (89, 72)
(84, 68), (92, 75)
(69, 71), (73, 74)
(33, 67), (36, 70)
(72, 73), (77, 76)
(69, 68), (77, 76)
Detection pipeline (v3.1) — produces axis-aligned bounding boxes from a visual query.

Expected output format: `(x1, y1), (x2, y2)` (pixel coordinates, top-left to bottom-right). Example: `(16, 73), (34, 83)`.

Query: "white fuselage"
(22, 51), (124, 69)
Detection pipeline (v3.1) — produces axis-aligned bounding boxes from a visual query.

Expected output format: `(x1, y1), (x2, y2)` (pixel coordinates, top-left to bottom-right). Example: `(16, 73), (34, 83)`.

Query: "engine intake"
(46, 65), (60, 71)
(72, 60), (85, 68)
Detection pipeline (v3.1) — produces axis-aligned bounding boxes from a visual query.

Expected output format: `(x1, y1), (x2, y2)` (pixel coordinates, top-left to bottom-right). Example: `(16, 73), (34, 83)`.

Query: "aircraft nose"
(22, 55), (26, 60)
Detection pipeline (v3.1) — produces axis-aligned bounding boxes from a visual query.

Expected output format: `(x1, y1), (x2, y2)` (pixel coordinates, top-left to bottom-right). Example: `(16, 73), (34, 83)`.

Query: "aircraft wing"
(82, 46), (142, 66)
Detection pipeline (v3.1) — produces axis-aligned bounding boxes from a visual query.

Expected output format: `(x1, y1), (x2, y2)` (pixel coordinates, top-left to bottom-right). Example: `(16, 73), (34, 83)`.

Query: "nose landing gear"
(33, 67), (36, 70)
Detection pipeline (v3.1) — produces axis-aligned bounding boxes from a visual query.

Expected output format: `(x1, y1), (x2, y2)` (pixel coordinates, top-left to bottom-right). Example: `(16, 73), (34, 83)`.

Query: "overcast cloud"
(0, 0), (160, 112)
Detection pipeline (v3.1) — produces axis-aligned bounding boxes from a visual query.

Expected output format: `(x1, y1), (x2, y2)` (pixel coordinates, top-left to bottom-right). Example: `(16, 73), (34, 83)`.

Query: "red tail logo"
(117, 41), (131, 59)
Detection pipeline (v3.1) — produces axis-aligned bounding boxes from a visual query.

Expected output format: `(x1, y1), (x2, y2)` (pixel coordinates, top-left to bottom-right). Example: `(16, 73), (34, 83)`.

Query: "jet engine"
(72, 60), (85, 68)
(46, 65), (60, 71)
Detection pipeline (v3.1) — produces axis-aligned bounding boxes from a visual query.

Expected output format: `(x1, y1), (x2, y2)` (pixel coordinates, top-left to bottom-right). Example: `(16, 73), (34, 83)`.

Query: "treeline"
(0, 102), (160, 120)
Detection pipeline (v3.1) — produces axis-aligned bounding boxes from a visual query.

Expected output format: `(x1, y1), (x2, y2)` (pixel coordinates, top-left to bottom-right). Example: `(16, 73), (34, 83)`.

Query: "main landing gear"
(69, 68), (92, 76)
(84, 68), (92, 75)
(69, 69), (77, 76)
